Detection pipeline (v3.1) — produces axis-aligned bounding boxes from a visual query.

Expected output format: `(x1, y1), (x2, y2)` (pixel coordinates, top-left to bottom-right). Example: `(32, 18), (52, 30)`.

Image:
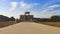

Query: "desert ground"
(37, 22), (60, 27)
(0, 22), (60, 34)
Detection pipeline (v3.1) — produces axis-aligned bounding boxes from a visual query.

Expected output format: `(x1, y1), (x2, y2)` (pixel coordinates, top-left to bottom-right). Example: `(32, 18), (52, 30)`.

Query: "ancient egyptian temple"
(20, 12), (33, 21)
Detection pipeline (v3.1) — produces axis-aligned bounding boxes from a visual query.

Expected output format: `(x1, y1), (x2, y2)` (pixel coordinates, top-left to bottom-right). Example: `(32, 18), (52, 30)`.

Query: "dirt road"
(0, 22), (60, 34)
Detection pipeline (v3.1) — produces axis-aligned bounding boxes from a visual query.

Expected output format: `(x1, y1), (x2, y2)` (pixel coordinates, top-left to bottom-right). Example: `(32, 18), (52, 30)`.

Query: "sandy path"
(0, 22), (60, 34)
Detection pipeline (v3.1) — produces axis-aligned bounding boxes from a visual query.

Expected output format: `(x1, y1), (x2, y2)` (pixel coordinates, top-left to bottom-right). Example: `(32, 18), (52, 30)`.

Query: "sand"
(0, 22), (60, 34)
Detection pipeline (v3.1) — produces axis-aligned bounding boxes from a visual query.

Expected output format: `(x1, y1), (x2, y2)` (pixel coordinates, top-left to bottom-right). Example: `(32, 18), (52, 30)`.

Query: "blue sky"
(0, 0), (60, 19)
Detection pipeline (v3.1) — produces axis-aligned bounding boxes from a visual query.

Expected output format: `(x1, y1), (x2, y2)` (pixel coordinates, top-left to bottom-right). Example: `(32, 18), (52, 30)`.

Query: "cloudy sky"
(0, 0), (60, 18)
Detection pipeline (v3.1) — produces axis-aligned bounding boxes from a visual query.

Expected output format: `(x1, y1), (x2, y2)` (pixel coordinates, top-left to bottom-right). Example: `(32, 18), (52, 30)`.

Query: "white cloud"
(9, 1), (38, 11)
(19, 1), (38, 10)
(9, 2), (18, 11)
(39, 5), (60, 18)
(48, 5), (60, 8)
(39, 0), (60, 11)
(19, 1), (31, 9)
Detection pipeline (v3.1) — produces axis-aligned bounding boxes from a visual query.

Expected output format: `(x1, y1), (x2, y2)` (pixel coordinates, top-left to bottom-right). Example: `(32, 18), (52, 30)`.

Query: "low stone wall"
(0, 21), (19, 28)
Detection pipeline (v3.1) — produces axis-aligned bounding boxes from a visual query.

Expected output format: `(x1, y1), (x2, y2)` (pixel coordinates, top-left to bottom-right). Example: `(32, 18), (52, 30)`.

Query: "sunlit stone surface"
(0, 22), (60, 34)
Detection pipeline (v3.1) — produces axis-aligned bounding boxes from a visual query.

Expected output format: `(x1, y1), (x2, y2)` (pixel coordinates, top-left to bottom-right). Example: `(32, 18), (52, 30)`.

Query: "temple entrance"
(20, 12), (33, 22)
(25, 16), (30, 21)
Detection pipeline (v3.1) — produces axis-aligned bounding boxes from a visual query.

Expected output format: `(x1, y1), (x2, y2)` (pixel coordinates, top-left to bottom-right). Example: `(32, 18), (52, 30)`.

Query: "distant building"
(0, 15), (9, 21)
(51, 16), (60, 19)
(20, 12), (33, 21)
(50, 15), (60, 22)
(9, 16), (15, 21)
(0, 15), (15, 21)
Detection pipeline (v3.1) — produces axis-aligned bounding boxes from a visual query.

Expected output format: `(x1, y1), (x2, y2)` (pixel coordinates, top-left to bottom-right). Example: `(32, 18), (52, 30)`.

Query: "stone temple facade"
(20, 12), (33, 21)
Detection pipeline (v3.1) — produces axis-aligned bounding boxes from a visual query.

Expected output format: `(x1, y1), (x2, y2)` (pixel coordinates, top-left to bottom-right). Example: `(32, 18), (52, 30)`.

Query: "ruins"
(0, 15), (15, 21)
(0, 12), (60, 22)
(20, 12), (33, 21)
(20, 12), (60, 22)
